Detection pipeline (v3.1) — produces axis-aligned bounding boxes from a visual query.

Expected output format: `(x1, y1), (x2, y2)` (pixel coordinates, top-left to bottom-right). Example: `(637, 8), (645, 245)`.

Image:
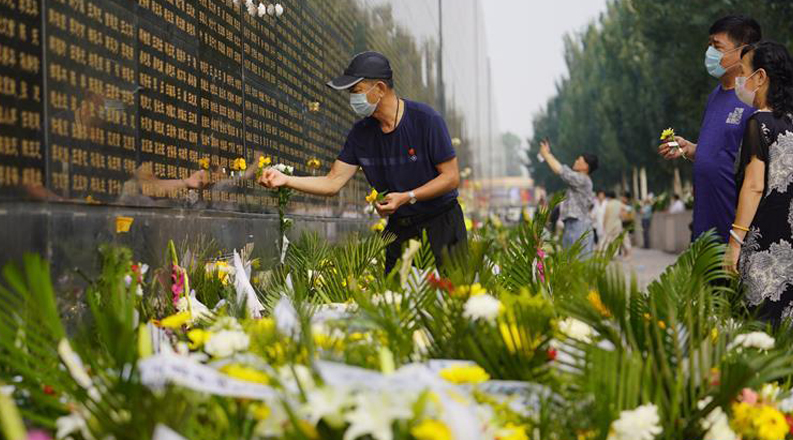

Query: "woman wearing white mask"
(725, 41), (793, 325)
(258, 51), (465, 275)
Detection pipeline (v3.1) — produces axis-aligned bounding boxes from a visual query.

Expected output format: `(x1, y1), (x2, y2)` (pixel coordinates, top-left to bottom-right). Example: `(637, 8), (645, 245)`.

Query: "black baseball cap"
(326, 51), (393, 90)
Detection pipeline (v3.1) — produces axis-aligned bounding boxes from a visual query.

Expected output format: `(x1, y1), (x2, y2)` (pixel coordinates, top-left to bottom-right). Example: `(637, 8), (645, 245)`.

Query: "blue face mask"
(705, 45), (742, 79)
(705, 46), (727, 78)
(350, 84), (380, 117)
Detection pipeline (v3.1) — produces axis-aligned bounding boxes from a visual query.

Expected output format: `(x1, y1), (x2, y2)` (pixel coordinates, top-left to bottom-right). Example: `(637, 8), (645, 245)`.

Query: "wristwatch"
(408, 191), (418, 205)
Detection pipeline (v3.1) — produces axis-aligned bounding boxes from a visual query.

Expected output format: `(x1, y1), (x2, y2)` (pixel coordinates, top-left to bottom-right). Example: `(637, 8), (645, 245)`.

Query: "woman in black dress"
(726, 41), (793, 325)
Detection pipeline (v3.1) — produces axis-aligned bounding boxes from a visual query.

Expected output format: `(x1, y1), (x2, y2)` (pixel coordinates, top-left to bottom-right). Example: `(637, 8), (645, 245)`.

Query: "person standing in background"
(600, 191), (624, 252)
(641, 198), (653, 249)
(539, 140), (598, 254)
(669, 194), (686, 214)
(591, 190), (607, 246)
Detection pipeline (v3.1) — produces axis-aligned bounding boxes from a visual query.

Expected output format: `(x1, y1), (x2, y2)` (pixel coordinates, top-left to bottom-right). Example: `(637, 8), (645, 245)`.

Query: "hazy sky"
(483, 0), (609, 142)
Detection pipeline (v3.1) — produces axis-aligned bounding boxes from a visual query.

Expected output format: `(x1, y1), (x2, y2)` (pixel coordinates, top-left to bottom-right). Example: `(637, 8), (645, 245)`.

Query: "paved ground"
(615, 248), (680, 290)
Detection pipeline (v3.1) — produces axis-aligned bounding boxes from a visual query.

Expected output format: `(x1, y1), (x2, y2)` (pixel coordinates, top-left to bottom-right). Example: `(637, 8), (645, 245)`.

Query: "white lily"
(56, 412), (94, 440)
(343, 390), (415, 440)
(302, 386), (352, 428)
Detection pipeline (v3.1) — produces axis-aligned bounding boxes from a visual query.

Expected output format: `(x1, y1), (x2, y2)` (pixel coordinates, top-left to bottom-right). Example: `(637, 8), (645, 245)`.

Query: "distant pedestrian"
(669, 194), (686, 214)
(539, 140), (598, 254)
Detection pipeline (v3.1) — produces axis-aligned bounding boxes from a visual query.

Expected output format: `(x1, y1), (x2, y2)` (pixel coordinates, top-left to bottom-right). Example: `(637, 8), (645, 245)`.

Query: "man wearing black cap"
(259, 51), (466, 274)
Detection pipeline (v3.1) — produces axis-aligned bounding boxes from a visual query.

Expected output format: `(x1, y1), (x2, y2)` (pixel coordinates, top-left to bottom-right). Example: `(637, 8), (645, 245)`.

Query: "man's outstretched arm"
(258, 159), (358, 197)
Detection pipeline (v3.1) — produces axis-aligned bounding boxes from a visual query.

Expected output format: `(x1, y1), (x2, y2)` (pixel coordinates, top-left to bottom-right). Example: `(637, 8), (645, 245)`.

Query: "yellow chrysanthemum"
(495, 424), (529, 440)
(455, 283), (487, 297)
(231, 158), (247, 171)
(587, 290), (611, 318)
(198, 158), (210, 170)
(755, 405), (789, 440)
(411, 419), (452, 440)
(220, 364), (270, 384)
(158, 311), (191, 329)
(370, 218), (387, 232)
(465, 218), (473, 231)
(258, 156), (272, 168)
(187, 329), (212, 349)
(313, 332), (343, 351)
(439, 365), (490, 384)
(731, 402), (755, 434)
(365, 188), (379, 204)
(660, 127), (676, 141)
(306, 158), (321, 169)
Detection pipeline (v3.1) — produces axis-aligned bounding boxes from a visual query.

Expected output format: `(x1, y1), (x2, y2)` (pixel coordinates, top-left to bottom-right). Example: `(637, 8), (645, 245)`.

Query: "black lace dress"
(736, 111), (793, 324)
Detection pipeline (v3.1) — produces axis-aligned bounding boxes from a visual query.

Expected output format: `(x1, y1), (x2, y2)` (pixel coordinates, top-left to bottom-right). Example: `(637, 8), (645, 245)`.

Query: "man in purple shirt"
(659, 15), (761, 243)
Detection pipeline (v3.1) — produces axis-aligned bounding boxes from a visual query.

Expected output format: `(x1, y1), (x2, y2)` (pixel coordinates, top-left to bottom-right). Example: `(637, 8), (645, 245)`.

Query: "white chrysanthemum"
(204, 330), (250, 357)
(267, 3), (275, 15)
(245, 0), (256, 16)
(273, 163), (294, 175)
(462, 294), (502, 323)
(274, 3), (284, 16)
(697, 397), (738, 440)
(729, 331), (775, 351)
(607, 404), (662, 440)
(558, 317), (594, 343)
(257, 2), (266, 17)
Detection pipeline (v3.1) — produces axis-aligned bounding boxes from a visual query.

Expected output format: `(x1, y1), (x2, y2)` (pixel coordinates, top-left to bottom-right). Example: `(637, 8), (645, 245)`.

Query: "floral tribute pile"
(2, 199), (793, 440)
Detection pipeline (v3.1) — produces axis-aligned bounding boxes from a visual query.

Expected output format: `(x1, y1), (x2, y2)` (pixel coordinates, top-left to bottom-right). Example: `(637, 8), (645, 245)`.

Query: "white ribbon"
(139, 353), (278, 401)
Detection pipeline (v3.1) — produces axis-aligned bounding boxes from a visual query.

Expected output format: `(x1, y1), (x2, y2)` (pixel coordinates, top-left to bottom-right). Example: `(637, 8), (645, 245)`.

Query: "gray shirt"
(559, 165), (594, 221)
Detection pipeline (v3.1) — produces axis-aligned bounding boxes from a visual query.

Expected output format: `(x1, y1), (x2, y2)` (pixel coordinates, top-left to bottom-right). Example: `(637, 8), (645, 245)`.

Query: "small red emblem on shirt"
(408, 148), (416, 156)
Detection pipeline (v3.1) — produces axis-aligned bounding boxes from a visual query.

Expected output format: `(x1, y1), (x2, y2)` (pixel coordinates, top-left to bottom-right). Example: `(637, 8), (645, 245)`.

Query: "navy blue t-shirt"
(338, 99), (458, 217)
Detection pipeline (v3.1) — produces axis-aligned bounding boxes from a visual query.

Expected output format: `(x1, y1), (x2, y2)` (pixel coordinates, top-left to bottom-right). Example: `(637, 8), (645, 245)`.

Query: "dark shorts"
(383, 201), (468, 275)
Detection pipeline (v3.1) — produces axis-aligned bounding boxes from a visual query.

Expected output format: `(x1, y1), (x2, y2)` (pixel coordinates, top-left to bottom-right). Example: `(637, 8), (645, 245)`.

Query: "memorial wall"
(0, 0), (498, 268)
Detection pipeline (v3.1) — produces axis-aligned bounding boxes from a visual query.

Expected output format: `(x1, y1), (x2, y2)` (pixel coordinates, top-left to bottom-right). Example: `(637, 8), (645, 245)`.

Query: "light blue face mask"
(705, 46), (727, 78)
(705, 45), (742, 79)
(350, 83), (380, 117)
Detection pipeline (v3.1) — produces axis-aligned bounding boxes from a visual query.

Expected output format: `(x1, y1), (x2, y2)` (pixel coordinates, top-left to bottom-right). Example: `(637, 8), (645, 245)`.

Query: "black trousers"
(383, 201), (468, 275)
